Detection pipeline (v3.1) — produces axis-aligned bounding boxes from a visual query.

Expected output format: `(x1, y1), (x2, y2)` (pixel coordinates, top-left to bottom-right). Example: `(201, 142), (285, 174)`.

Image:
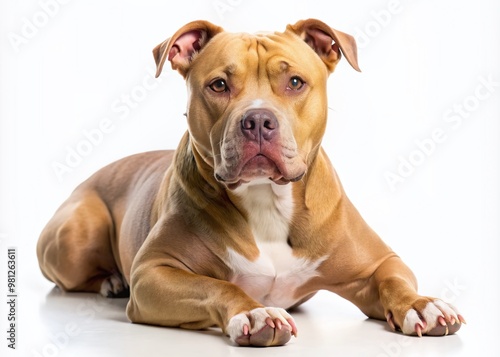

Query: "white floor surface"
(11, 283), (489, 357)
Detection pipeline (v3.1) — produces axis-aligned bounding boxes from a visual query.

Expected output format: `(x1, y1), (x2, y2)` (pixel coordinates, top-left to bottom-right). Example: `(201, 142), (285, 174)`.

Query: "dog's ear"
(287, 19), (361, 72)
(153, 20), (224, 78)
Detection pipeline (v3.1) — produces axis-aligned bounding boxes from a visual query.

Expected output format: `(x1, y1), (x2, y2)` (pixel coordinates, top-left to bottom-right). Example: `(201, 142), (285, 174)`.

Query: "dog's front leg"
(372, 256), (466, 336)
(126, 236), (297, 346)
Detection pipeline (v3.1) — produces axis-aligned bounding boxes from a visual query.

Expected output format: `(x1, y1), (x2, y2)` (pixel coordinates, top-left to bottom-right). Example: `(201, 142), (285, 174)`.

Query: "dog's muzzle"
(214, 109), (306, 189)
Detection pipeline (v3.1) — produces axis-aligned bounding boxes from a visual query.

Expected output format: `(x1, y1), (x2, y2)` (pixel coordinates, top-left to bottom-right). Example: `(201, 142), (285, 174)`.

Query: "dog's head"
(153, 19), (360, 189)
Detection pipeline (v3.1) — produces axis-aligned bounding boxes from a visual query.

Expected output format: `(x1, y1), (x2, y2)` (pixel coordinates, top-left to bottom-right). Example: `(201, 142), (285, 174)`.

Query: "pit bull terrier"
(37, 19), (465, 346)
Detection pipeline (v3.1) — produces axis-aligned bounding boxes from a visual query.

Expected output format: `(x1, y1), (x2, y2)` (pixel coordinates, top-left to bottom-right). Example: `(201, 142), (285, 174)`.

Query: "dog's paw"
(386, 298), (466, 337)
(99, 273), (129, 298)
(227, 307), (298, 347)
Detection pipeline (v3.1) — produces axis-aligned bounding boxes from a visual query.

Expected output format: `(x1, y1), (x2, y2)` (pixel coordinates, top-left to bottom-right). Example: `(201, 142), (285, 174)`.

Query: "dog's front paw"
(386, 298), (466, 337)
(227, 307), (298, 347)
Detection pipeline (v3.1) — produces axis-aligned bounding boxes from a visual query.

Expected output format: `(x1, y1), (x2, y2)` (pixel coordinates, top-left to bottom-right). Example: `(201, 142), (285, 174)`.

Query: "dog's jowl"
(37, 19), (465, 347)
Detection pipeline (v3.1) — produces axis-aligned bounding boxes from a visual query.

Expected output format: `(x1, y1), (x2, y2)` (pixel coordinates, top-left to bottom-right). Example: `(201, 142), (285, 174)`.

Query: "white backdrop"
(1, 0), (499, 356)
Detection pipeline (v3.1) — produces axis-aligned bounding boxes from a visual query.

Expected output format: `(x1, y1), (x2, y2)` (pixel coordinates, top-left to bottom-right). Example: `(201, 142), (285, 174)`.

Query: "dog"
(37, 19), (465, 346)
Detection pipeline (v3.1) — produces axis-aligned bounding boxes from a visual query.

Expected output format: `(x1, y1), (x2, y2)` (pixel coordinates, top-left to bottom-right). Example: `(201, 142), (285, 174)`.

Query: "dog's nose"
(241, 109), (279, 142)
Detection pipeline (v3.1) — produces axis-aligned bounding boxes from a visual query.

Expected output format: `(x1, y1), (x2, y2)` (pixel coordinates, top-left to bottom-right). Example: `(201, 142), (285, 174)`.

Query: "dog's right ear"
(153, 20), (224, 78)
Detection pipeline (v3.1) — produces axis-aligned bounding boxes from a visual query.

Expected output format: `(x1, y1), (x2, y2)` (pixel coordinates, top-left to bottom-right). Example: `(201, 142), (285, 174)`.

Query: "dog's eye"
(287, 77), (305, 91)
(209, 79), (228, 93)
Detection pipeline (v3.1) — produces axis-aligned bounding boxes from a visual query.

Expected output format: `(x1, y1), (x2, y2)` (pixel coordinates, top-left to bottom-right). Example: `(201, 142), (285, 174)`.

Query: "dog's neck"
(233, 179), (293, 245)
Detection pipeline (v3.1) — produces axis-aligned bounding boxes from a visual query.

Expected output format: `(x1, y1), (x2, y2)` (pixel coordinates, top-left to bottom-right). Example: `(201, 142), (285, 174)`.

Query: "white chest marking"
(228, 181), (325, 308)
(235, 179), (293, 244)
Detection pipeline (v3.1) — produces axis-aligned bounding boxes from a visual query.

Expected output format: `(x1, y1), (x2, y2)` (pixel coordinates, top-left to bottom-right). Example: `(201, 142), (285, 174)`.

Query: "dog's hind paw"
(227, 307), (297, 347)
(99, 273), (129, 298)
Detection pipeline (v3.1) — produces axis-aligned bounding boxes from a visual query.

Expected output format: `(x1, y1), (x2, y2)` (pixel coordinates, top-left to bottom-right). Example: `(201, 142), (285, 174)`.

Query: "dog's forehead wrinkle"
(227, 33), (287, 66)
(280, 61), (289, 72)
(223, 64), (237, 76)
(206, 35), (297, 91)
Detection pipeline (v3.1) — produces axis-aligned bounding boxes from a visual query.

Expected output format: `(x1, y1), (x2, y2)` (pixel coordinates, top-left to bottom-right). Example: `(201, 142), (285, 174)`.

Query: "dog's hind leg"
(37, 190), (128, 297)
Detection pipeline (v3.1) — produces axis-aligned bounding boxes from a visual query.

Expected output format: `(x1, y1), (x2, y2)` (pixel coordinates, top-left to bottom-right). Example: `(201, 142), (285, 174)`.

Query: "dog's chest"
(227, 182), (324, 308)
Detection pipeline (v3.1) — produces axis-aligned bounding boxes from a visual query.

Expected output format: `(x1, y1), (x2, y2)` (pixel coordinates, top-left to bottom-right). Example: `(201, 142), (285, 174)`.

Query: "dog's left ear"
(153, 20), (224, 78)
(288, 19), (361, 72)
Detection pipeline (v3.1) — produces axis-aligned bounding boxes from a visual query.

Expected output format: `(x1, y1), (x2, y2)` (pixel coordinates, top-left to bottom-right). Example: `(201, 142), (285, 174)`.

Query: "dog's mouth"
(215, 154), (304, 190)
